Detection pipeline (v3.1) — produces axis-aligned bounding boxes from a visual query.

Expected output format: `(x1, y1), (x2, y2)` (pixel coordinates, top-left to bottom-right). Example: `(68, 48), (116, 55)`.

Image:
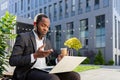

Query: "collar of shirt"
(32, 30), (47, 69)
(32, 30), (45, 50)
(32, 29), (44, 41)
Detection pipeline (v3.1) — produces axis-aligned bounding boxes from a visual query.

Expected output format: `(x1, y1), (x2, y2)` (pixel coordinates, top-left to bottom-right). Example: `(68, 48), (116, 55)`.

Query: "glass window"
(66, 22), (74, 39)
(44, 7), (47, 15)
(21, 0), (23, 10)
(15, 2), (17, 13)
(47, 27), (51, 40)
(94, 0), (99, 9)
(31, 0), (34, 9)
(96, 15), (105, 47)
(65, 0), (69, 17)
(78, 0), (82, 9)
(35, 0), (38, 8)
(48, 0), (52, 2)
(44, 0), (47, 4)
(49, 5), (52, 22)
(79, 19), (88, 48)
(24, 0), (26, 12)
(103, 0), (109, 7)
(28, 0), (30, 4)
(39, 0), (43, 5)
(59, 1), (63, 19)
(71, 0), (75, 12)
(54, 3), (57, 21)
(86, 0), (91, 12)
(55, 25), (61, 50)
(78, 0), (83, 14)
(86, 0), (90, 7)
(28, 13), (30, 18)
(115, 16), (117, 48)
(39, 8), (42, 13)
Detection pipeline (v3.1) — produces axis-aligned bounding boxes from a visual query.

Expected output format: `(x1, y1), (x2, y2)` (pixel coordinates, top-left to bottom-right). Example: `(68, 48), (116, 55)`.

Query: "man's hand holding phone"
(33, 44), (53, 59)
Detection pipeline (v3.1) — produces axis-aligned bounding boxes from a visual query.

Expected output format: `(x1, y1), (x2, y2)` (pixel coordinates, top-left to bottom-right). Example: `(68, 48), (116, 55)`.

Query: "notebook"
(40, 56), (86, 74)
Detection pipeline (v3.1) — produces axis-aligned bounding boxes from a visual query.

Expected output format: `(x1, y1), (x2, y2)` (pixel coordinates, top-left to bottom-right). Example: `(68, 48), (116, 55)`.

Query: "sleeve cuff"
(55, 58), (58, 64)
(31, 54), (36, 63)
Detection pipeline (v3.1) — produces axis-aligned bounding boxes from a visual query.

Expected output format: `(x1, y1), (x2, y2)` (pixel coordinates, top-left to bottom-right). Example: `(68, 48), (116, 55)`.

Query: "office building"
(0, 0), (9, 18)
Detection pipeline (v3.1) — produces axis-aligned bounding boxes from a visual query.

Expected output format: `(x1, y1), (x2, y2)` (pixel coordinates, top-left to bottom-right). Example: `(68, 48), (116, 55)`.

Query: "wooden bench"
(1, 66), (15, 80)
(2, 72), (13, 80)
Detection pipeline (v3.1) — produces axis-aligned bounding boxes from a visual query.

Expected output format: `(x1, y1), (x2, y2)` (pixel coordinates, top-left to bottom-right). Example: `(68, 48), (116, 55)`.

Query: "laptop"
(40, 56), (86, 74)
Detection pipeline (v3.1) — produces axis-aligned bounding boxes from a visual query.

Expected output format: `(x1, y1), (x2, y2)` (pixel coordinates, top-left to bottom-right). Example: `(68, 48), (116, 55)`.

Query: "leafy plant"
(82, 57), (90, 64)
(77, 51), (82, 56)
(108, 59), (114, 65)
(94, 49), (105, 65)
(0, 11), (16, 76)
(64, 37), (82, 51)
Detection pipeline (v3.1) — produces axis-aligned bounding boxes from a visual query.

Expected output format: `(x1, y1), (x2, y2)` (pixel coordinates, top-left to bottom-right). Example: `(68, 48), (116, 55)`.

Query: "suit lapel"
(30, 31), (37, 51)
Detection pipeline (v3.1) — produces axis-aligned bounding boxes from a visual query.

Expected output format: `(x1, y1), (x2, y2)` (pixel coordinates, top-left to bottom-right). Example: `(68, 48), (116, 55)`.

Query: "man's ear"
(34, 22), (36, 26)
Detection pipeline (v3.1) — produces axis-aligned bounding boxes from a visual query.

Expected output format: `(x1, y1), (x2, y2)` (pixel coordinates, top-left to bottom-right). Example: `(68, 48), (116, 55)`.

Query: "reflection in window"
(15, 3), (17, 13)
(78, 0), (83, 14)
(44, 0), (47, 4)
(65, 0), (69, 18)
(49, 5), (52, 22)
(96, 15), (105, 47)
(103, 0), (109, 7)
(28, 0), (30, 4)
(86, 0), (91, 12)
(55, 25), (61, 50)
(35, 0), (38, 8)
(79, 19), (88, 48)
(39, 0), (43, 5)
(24, 0), (26, 12)
(44, 7), (47, 15)
(54, 3), (57, 21)
(71, 0), (75, 16)
(94, 0), (99, 9)
(66, 22), (74, 39)
(115, 16), (117, 48)
(59, 1), (63, 19)
(39, 8), (42, 13)
(47, 27), (51, 41)
(31, 0), (34, 9)
(21, 0), (23, 10)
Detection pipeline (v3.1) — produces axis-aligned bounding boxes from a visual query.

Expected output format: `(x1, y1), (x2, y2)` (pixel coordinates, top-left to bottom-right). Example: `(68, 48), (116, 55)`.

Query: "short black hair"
(36, 14), (48, 25)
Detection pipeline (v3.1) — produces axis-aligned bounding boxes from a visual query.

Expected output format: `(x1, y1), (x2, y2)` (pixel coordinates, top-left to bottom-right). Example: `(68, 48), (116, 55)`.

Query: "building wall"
(0, 0), (9, 18)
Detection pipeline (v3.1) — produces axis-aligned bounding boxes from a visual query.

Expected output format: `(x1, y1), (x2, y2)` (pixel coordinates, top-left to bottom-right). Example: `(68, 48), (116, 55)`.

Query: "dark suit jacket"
(9, 31), (59, 80)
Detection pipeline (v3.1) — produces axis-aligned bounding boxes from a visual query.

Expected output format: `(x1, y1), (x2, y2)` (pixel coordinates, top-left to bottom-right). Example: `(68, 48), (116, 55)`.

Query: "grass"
(74, 65), (100, 72)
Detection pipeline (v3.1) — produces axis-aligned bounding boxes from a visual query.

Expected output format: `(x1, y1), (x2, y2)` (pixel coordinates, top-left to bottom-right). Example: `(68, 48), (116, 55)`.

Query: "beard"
(36, 26), (46, 38)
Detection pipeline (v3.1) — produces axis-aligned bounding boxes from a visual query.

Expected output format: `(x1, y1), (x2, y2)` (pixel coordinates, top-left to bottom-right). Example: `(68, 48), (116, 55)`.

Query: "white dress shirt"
(31, 30), (47, 69)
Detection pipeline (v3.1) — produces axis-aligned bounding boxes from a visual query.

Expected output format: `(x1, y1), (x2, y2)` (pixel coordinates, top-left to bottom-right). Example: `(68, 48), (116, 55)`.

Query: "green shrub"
(0, 11), (16, 76)
(82, 57), (90, 64)
(77, 51), (82, 56)
(108, 59), (114, 65)
(94, 49), (105, 65)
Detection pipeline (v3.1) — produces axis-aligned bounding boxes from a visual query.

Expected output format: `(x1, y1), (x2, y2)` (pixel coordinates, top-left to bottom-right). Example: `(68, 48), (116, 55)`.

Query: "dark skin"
(33, 17), (68, 62)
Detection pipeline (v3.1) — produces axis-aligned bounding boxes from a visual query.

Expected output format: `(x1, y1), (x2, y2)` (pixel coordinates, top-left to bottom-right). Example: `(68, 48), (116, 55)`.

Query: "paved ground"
(79, 66), (120, 80)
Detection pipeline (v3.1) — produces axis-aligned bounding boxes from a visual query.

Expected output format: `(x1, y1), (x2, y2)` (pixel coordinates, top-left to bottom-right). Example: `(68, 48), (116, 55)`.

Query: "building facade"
(1, 0), (120, 65)
(0, 0), (9, 18)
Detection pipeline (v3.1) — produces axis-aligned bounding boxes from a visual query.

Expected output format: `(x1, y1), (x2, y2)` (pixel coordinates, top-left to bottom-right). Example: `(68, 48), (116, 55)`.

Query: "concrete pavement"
(79, 66), (120, 80)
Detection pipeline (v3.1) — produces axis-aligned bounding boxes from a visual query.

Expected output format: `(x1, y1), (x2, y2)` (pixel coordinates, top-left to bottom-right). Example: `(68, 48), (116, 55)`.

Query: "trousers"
(26, 68), (80, 80)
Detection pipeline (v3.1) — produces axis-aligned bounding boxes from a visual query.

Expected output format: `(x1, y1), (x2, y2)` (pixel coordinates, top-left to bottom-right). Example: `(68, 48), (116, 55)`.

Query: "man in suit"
(9, 13), (80, 80)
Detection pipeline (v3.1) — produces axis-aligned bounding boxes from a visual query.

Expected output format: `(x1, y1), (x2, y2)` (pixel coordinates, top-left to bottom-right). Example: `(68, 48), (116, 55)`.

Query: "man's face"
(37, 17), (50, 37)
